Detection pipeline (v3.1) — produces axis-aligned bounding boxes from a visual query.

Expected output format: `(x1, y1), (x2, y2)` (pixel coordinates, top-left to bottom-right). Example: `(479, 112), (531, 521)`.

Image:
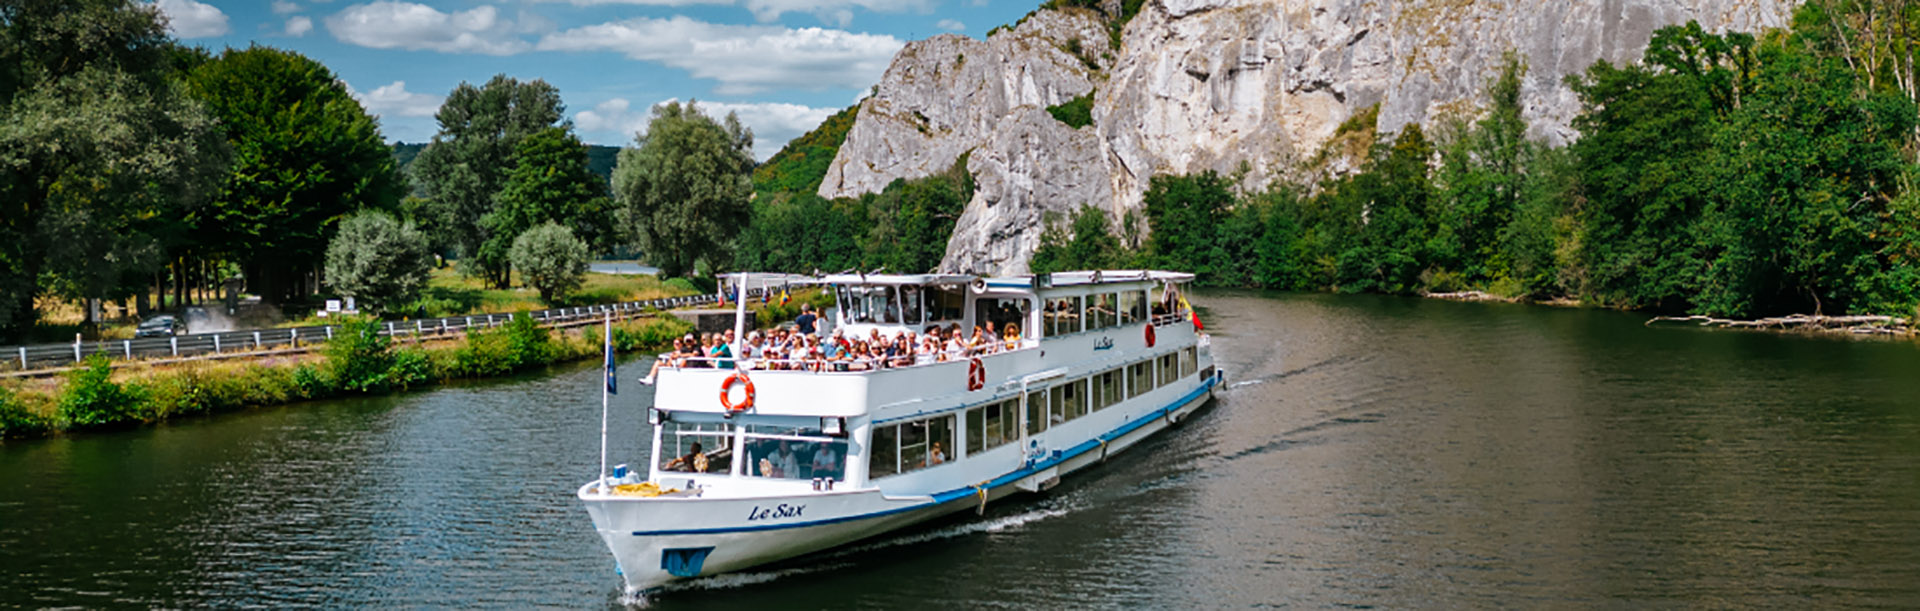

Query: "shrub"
(324, 210), (434, 314)
(291, 363), (337, 399)
(449, 313), (554, 378)
(1046, 92), (1094, 129)
(510, 222), (591, 305)
(0, 387), (52, 438)
(612, 317), (695, 352)
(389, 349), (436, 388)
(59, 354), (149, 429)
(324, 316), (397, 393)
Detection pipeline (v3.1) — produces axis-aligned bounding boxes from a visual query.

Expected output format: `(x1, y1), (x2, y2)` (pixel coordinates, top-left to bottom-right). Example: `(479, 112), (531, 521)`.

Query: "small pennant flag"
(604, 321), (617, 395)
(779, 288), (791, 307)
(717, 284), (729, 307)
(762, 281), (772, 304)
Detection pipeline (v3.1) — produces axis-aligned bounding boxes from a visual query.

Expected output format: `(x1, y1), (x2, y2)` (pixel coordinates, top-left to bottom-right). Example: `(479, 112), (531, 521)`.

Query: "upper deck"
(649, 270), (1202, 418)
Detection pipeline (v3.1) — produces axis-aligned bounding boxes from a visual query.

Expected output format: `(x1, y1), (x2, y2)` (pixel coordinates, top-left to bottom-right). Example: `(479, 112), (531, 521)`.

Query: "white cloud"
(576, 97), (836, 161)
(154, 0), (230, 38)
(537, 17), (902, 95)
(529, 0), (932, 24)
(349, 80), (446, 118)
(272, 0), (301, 14)
(285, 16), (314, 36)
(325, 2), (532, 55)
(935, 18), (964, 31)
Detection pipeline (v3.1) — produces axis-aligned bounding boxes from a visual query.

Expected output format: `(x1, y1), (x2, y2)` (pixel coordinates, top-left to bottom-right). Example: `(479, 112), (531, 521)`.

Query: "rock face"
(821, 0), (1795, 276)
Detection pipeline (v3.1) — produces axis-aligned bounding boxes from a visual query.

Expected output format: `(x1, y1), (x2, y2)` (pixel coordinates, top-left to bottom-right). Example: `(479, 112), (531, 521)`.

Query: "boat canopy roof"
(814, 270), (1196, 290)
(818, 273), (976, 286)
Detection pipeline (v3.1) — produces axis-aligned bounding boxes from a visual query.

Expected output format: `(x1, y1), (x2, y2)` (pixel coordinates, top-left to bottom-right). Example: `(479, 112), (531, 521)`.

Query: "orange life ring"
(1144, 323), (1157, 348)
(966, 357), (986, 391)
(720, 372), (756, 412)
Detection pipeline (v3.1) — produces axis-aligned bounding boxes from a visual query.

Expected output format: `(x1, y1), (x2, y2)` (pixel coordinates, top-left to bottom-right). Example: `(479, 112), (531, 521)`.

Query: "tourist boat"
(576, 270), (1221, 593)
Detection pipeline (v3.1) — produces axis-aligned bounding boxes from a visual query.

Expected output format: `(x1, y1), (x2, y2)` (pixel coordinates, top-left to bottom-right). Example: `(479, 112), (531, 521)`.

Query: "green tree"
(479, 126), (613, 279)
(409, 75), (565, 287)
(185, 45), (398, 304)
(0, 0), (226, 342)
(1030, 205), (1124, 274)
(510, 222), (589, 305)
(612, 101), (755, 278)
(1142, 170), (1236, 282)
(323, 211), (433, 314)
(862, 155), (971, 273)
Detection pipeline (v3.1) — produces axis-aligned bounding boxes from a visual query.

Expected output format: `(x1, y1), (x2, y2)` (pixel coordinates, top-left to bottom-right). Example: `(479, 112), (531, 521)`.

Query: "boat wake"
(657, 560), (860, 594)
(1223, 354), (1360, 390)
(835, 505), (1072, 557)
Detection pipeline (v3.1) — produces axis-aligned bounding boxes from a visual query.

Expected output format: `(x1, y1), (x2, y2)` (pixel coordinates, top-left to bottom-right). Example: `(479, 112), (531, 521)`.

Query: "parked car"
(135, 315), (184, 338)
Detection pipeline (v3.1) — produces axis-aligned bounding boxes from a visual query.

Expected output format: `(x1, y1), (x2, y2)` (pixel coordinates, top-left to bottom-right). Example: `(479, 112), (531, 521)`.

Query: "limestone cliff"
(819, 0), (1794, 276)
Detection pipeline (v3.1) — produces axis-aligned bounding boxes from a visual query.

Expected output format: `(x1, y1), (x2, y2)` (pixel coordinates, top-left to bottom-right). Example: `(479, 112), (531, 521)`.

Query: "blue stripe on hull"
(630, 371), (1221, 537)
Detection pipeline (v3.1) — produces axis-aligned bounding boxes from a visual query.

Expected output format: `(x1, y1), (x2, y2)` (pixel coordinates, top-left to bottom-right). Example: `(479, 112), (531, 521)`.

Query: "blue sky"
(150, 0), (1030, 160)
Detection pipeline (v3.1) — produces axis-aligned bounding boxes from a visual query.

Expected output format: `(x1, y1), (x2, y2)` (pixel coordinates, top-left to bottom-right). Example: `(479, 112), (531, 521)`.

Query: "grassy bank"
(0, 314), (693, 439)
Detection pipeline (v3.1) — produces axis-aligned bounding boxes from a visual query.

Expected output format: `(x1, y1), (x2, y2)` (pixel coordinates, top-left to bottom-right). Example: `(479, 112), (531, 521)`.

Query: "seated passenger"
(810, 443), (840, 477)
(769, 441), (801, 477)
(927, 441), (947, 466)
(1003, 322), (1021, 347)
(664, 442), (709, 473)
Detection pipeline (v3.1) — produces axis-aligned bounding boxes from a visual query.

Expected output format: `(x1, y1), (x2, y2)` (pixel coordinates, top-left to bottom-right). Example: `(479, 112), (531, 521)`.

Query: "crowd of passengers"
(639, 305), (1026, 382)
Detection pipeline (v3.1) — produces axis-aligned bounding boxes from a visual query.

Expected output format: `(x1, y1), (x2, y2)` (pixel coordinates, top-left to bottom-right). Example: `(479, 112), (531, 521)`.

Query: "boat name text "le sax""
(747, 503), (807, 521)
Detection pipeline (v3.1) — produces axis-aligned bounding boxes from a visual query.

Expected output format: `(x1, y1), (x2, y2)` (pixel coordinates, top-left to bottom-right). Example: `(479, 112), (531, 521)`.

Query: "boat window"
(659, 421), (734, 474)
(870, 424), (898, 478)
(872, 286), (900, 324)
(738, 424), (847, 481)
(927, 285), (966, 323)
(975, 297), (1030, 338)
(1158, 353), (1179, 385)
(966, 400), (1017, 455)
(1045, 296), (1081, 337)
(1050, 379), (1086, 423)
(1180, 347), (1197, 378)
(1119, 290), (1144, 325)
(1087, 293), (1116, 331)
(1129, 360), (1155, 398)
(869, 415), (956, 478)
(901, 285), (923, 326)
(1091, 369), (1122, 410)
(1026, 391), (1047, 435)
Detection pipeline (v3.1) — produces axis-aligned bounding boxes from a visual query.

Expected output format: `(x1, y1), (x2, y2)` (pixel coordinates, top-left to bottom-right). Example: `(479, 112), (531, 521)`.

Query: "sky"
(149, 0), (1029, 160)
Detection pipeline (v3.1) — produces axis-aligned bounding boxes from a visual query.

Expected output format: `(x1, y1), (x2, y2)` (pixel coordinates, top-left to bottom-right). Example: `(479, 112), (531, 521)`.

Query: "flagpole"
(599, 311), (612, 493)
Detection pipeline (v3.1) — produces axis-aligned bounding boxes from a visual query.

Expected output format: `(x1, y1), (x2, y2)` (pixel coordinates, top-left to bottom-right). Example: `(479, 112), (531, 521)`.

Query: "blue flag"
(604, 324), (617, 395)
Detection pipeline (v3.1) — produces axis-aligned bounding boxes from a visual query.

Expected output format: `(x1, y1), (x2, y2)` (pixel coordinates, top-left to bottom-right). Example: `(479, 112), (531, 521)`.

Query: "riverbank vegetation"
(3, 1), (762, 343)
(1042, 9), (1920, 321)
(0, 314), (693, 439)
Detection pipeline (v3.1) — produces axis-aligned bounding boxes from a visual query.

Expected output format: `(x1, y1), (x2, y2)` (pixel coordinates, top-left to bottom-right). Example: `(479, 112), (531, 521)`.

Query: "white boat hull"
(580, 371), (1221, 592)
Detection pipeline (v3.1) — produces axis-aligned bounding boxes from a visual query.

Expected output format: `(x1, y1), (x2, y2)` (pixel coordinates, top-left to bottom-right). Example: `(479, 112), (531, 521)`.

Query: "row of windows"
(870, 347), (1201, 479)
(868, 415), (956, 478)
(1041, 289), (1152, 336)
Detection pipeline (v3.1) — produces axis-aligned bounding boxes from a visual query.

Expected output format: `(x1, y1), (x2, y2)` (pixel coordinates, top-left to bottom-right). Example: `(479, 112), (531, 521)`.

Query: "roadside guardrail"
(1, 288), (772, 375)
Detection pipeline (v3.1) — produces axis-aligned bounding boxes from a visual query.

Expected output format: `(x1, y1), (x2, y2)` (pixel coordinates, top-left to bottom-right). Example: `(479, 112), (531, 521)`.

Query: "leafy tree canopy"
(612, 100), (755, 279)
(185, 45), (397, 303)
(0, 0), (226, 341)
(408, 74), (565, 287)
(478, 126), (613, 280)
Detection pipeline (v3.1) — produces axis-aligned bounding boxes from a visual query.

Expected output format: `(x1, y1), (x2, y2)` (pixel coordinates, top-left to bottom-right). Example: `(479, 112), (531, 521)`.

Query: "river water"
(5, 292), (1919, 608)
